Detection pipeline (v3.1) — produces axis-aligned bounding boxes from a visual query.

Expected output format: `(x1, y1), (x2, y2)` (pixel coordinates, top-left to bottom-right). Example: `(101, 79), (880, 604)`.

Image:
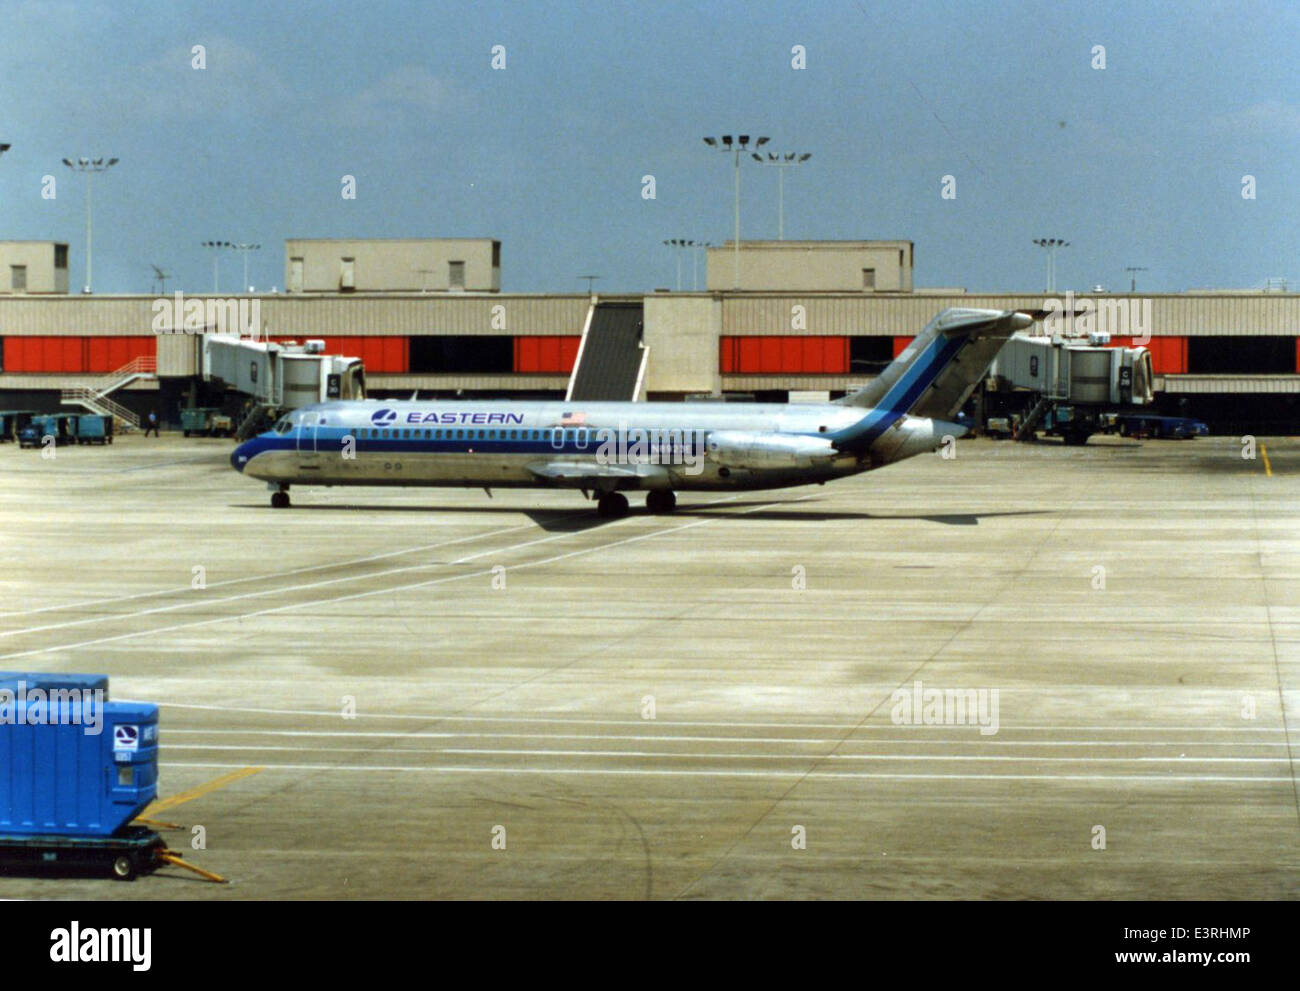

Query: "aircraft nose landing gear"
(596, 492), (629, 518)
(270, 486), (291, 509)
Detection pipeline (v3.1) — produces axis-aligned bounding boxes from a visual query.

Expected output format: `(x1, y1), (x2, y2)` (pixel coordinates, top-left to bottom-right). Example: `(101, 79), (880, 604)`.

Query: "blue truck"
(17, 413), (79, 448)
(1111, 413), (1209, 439)
(0, 410), (36, 443)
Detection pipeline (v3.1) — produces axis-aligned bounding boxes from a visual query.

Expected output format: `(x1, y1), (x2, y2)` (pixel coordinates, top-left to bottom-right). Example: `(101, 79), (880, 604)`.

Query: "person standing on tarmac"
(144, 410), (160, 437)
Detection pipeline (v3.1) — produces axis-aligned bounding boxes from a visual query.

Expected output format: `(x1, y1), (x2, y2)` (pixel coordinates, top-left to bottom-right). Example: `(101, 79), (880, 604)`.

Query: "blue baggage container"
(0, 672), (110, 700)
(74, 414), (113, 445)
(0, 698), (158, 838)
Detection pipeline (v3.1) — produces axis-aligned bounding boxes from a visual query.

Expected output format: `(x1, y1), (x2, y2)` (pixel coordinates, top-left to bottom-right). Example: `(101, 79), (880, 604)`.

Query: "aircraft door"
(296, 411), (319, 462)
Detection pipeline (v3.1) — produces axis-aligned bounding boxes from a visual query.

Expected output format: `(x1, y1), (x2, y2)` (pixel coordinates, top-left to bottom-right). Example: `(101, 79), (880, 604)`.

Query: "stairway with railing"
(59, 356), (157, 430)
(1015, 396), (1053, 442)
(565, 300), (647, 402)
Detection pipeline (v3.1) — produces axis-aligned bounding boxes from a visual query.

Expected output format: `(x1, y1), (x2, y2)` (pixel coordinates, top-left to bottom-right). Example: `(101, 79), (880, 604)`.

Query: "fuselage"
(230, 398), (961, 493)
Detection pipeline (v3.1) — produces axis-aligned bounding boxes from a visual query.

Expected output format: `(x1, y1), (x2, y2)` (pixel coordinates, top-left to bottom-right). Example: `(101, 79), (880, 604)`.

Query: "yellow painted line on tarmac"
(142, 766), (264, 815)
(1261, 444), (1272, 476)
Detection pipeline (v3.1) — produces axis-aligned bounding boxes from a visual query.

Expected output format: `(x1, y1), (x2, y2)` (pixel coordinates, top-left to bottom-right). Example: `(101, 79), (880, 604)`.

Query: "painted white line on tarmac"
(137, 703), (1296, 733)
(161, 743), (1290, 763)
(158, 760), (1300, 784)
(160, 728), (1298, 747)
(0, 517), (580, 635)
(0, 493), (786, 661)
(0, 516), (568, 619)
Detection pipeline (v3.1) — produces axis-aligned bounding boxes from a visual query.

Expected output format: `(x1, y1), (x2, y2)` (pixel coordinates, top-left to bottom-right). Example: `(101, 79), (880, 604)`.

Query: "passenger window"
(456, 430), (464, 439)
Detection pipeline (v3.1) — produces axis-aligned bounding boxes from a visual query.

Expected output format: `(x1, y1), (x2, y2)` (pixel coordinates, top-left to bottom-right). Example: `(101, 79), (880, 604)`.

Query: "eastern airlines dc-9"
(231, 308), (1032, 516)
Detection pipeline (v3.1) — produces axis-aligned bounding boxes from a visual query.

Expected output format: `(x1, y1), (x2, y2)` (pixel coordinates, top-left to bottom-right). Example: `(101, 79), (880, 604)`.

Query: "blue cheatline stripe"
(234, 429), (710, 464)
(827, 332), (968, 449)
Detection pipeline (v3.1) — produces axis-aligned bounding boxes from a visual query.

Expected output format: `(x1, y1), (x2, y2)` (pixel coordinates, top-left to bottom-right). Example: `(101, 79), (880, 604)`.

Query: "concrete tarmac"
(0, 431), (1297, 899)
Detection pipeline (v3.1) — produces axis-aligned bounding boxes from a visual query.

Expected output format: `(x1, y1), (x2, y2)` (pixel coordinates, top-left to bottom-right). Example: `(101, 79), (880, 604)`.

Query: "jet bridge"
(986, 333), (1153, 443)
(202, 336), (366, 438)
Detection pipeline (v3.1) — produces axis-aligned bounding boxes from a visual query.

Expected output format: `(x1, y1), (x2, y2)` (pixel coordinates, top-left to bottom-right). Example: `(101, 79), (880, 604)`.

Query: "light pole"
(578, 275), (601, 295)
(750, 152), (811, 240)
(201, 240), (233, 293)
(62, 157), (118, 293)
(231, 242), (261, 292)
(703, 134), (769, 289)
(1033, 238), (1070, 293)
(662, 239), (705, 291)
(690, 241), (712, 291)
(1124, 266), (1148, 293)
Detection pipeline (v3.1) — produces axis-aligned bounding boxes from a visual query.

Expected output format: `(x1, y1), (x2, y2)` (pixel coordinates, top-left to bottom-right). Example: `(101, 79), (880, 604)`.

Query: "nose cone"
(230, 441), (251, 472)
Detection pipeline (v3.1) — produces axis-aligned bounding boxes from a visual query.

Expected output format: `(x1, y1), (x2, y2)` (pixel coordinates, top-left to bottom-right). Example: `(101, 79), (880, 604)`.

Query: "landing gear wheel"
(645, 490), (677, 514)
(596, 492), (629, 518)
(112, 854), (137, 881)
(270, 490), (291, 509)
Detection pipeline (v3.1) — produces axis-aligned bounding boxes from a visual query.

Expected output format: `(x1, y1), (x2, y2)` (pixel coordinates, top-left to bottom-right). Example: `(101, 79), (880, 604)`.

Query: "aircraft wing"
(526, 461), (670, 488)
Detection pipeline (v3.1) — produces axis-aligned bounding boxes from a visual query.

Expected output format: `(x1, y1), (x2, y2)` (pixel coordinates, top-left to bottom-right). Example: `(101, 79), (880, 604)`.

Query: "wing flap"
(526, 461), (670, 488)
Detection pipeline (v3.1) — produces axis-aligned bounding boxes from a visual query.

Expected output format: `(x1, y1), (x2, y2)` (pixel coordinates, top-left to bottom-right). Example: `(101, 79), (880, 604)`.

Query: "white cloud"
(333, 66), (463, 130)
(1208, 101), (1300, 138)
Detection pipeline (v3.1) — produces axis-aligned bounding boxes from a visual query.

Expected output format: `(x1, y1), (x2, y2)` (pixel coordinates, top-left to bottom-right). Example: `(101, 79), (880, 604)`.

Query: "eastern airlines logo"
(369, 409), (525, 426)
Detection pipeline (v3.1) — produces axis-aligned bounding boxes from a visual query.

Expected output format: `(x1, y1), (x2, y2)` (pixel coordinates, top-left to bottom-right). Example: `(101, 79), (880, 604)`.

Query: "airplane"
(230, 307), (1034, 516)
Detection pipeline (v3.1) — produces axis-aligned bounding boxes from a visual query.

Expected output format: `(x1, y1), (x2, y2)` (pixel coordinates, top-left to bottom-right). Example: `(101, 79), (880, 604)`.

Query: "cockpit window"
(273, 417), (293, 435)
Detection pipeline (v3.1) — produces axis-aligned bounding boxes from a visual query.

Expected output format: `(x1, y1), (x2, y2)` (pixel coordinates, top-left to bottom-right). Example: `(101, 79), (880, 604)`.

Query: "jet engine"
(705, 430), (837, 469)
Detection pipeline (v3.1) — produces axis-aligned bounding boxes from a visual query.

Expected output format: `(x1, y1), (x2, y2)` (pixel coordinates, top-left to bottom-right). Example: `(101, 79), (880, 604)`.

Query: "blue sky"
(1, 0), (1297, 294)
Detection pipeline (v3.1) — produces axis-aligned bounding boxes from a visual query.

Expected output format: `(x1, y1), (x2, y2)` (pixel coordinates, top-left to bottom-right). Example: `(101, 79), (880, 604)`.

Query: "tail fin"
(841, 308), (1032, 420)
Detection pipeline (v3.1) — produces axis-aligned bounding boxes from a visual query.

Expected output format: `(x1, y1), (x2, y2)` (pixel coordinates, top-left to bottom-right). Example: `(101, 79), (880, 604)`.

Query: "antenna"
(150, 264), (171, 295)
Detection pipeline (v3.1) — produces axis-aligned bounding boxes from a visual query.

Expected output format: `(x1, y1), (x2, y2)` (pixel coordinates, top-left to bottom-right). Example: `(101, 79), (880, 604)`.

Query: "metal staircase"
(1016, 396), (1053, 442)
(60, 357), (157, 430)
(565, 299), (647, 402)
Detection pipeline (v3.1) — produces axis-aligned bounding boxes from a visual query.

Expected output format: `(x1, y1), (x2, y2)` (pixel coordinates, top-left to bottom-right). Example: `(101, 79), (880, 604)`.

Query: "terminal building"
(0, 241), (70, 295)
(0, 238), (1297, 434)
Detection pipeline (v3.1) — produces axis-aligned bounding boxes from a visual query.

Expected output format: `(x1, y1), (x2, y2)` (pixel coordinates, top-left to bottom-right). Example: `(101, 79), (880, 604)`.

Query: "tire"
(112, 854), (137, 881)
(271, 490), (291, 509)
(597, 492), (629, 518)
(646, 490), (676, 514)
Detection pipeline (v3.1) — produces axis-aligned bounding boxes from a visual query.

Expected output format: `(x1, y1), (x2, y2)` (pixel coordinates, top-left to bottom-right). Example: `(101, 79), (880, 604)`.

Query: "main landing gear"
(596, 492), (629, 518)
(594, 490), (677, 518)
(645, 490), (677, 514)
(270, 485), (291, 509)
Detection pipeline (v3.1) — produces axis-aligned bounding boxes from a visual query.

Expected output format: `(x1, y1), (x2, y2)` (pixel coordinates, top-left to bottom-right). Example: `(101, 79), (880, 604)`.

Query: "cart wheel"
(112, 854), (138, 881)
